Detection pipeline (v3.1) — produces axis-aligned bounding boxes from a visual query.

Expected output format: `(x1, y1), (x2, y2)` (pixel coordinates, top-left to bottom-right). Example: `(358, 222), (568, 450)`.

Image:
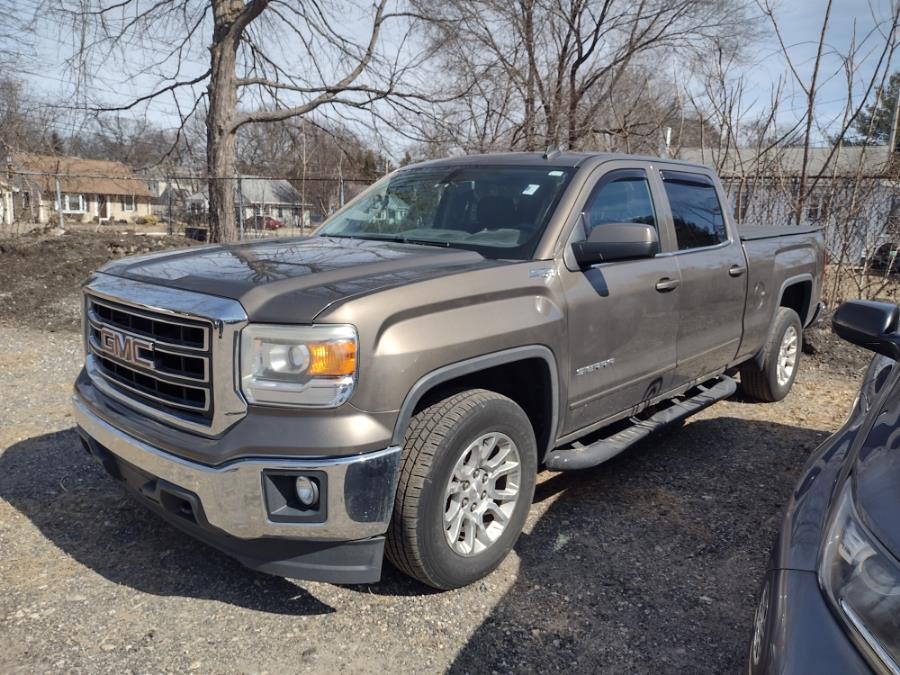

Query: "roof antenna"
(542, 144), (560, 160)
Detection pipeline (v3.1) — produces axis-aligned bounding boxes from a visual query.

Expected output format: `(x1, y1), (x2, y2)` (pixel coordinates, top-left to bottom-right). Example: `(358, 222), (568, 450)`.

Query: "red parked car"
(245, 215), (284, 230)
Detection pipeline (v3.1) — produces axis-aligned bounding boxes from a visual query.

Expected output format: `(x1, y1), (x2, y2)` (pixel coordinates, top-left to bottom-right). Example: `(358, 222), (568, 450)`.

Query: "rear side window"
(661, 171), (727, 250)
(583, 169), (656, 233)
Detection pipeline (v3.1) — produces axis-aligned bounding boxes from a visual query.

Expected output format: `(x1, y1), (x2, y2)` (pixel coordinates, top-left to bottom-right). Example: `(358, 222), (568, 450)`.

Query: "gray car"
(749, 300), (900, 674)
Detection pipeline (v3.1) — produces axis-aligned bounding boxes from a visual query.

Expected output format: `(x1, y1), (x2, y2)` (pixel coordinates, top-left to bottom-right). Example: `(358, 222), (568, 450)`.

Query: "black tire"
(740, 307), (803, 402)
(385, 389), (537, 590)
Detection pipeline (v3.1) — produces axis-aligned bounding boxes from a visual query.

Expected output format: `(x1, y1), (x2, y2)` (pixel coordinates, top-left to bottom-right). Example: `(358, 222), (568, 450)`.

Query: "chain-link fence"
(3, 164), (898, 301)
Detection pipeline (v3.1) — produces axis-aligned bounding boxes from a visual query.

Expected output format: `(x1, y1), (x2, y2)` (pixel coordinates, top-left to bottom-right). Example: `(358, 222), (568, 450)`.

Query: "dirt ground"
(0, 233), (874, 673)
(0, 230), (197, 332)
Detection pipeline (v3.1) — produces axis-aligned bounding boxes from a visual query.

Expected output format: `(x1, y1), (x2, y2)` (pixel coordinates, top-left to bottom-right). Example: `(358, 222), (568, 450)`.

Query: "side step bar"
(544, 376), (737, 471)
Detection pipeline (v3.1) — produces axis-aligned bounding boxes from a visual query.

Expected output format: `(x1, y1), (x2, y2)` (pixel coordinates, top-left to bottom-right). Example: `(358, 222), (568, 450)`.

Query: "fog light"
(295, 476), (319, 506)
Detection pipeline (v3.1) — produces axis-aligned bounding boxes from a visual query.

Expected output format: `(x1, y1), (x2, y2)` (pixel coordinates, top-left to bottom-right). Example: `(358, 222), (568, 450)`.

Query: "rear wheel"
(386, 389), (537, 589)
(740, 307), (802, 402)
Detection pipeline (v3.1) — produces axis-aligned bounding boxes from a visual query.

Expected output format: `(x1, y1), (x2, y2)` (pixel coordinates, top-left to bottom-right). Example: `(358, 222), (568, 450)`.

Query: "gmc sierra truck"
(73, 151), (825, 589)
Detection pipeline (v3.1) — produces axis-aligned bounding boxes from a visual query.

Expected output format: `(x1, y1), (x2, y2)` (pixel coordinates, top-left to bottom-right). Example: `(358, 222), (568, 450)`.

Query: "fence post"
(167, 174), (173, 235)
(237, 175), (244, 240)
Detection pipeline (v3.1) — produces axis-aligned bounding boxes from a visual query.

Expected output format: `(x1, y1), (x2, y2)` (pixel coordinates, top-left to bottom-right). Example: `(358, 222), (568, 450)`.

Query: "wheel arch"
(391, 346), (560, 460)
(777, 274), (814, 326)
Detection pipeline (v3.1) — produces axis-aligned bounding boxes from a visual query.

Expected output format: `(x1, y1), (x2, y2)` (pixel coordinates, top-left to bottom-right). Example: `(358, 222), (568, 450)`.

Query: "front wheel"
(385, 389), (537, 589)
(740, 307), (803, 402)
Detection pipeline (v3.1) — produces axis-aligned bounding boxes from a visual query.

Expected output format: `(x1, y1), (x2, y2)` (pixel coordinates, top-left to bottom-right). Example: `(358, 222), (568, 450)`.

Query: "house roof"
(11, 153), (154, 198)
(238, 178), (302, 205)
(187, 177), (309, 206)
(674, 146), (893, 178)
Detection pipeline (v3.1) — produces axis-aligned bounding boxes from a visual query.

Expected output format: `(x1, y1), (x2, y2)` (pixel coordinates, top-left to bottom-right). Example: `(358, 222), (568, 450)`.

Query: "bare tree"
(411, 0), (754, 154)
(682, 0), (900, 304)
(49, 0), (432, 241)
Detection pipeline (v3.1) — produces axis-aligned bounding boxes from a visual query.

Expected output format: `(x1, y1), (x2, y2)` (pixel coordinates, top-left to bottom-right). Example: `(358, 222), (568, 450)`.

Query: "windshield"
(317, 165), (575, 259)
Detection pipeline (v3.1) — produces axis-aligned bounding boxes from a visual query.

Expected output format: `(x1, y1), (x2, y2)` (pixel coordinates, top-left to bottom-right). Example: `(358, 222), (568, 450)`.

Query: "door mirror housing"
(571, 221), (659, 268)
(833, 300), (900, 359)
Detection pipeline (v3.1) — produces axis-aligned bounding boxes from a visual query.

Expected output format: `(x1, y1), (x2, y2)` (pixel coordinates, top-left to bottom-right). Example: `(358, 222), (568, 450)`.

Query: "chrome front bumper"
(72, 396), (402, 541)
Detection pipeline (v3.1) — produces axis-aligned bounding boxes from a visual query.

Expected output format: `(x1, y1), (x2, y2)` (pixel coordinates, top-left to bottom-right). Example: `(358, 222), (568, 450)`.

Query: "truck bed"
(736, 225), (825, 364)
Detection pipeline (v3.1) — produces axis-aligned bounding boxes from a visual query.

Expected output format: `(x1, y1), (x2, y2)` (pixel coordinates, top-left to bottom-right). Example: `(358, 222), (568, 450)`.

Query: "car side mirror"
(833, 300), (900, 359)
(571, 221), (659, 268)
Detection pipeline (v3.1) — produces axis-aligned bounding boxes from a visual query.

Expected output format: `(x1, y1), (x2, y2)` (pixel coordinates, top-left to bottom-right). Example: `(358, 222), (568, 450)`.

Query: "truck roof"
(405, 151), (714, 172)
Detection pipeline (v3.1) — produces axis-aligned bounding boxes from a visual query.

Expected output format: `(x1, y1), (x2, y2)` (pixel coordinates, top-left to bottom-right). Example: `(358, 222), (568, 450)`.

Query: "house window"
(61, 193), (85, 213)
(121, 194), (136, 212)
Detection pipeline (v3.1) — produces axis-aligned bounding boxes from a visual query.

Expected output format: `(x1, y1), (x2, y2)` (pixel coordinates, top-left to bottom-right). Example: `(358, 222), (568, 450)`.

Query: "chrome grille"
(82, 274), (249, 436)
(86, 296), (213, 418)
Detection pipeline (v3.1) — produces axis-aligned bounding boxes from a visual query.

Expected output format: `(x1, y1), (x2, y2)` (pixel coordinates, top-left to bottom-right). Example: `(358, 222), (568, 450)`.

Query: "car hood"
(99, 236), (503, 323)
(855, 369), (900, 561)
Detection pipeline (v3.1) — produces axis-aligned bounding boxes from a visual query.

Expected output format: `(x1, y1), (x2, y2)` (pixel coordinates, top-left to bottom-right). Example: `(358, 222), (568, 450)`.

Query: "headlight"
(240, 324), (357, 407)
(819, 479), (900, 673)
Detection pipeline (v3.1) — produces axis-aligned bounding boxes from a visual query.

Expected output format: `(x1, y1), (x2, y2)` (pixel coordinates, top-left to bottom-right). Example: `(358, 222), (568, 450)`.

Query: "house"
(187, 177), (312, 227)
(10, 153), (154, 224)
(139, 168), (204, 219)
(675, 146), (898, 263)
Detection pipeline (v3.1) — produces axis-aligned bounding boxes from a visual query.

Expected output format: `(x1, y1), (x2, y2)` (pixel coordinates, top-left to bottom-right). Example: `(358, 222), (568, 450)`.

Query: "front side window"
(583, 170), (656, 233)
(662, 171), (727, 250)
(318, 165), (575, 260)
(121, 194), (135, 211)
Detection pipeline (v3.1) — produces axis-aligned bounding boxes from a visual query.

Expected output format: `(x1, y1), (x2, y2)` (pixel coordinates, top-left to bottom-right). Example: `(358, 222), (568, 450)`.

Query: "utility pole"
(889, 86), (900, 154)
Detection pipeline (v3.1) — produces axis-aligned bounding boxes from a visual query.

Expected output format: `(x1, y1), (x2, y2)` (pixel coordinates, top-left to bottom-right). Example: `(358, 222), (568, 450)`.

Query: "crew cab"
(73, 152), (825, 589)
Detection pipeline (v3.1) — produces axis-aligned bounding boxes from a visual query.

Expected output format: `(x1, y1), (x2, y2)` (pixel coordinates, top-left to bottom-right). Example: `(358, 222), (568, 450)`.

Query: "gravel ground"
(0, 316), (867, 674)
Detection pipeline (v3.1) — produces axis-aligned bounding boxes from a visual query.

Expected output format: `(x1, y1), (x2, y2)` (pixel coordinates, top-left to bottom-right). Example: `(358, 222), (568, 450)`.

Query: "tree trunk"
(521, 0), (536, 151)
(206, 0), (242, 243)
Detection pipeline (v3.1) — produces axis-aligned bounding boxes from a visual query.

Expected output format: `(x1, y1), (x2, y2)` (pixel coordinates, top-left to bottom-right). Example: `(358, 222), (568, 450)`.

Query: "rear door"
(560, 162), (681, 434)
(655, 169), (747, 386)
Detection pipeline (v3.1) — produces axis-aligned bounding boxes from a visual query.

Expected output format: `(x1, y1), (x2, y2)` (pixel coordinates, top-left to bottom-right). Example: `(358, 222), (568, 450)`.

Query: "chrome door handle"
(728, 265), (747, 277)
(655, 277), (681, 292)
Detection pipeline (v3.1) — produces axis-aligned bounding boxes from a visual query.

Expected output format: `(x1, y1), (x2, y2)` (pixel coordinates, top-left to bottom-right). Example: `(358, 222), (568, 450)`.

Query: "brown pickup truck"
(73, 151), (825, 589)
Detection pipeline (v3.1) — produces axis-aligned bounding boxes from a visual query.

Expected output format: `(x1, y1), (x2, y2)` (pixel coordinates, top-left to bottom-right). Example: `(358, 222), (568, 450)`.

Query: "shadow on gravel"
(0, 428), (334, 616)
(445, 416), (831, 674)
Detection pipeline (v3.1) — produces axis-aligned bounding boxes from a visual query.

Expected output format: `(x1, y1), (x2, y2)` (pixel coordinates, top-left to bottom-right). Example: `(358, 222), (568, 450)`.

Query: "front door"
(561, 166), (681, 435)
(656, 169), (746, 386)
(97, 194), (109, 221)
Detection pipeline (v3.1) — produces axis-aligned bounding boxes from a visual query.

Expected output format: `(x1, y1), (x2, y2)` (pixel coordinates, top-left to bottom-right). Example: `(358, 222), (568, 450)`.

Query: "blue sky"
(740, 0), (898, 142)
(16, 0), (899, 154)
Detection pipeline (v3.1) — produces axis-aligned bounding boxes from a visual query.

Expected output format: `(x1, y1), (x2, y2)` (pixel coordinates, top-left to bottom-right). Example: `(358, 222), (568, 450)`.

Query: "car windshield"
(317, 165), (575, 259)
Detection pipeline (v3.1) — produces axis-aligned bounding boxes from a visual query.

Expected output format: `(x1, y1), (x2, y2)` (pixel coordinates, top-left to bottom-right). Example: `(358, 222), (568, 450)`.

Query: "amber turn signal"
(307, 339), (357, 376)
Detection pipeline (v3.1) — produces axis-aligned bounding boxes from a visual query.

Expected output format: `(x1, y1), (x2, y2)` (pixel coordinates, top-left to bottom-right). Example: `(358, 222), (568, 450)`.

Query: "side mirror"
(571, 221), (659, 268)
(833, 300), (900, 359)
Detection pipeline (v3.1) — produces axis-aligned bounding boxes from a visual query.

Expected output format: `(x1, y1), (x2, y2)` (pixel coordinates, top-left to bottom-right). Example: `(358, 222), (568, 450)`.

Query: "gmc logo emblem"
(98, 326), (155, 370)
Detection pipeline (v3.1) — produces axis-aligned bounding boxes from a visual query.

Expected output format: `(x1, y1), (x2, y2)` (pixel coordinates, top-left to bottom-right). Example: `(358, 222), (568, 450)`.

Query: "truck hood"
(99, 236), (502, 323)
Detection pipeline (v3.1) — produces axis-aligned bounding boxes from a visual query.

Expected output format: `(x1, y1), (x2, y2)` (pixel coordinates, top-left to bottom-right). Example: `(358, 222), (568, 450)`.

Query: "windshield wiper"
(378, 235), (453, 248)
(325, 233), (453, 248)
